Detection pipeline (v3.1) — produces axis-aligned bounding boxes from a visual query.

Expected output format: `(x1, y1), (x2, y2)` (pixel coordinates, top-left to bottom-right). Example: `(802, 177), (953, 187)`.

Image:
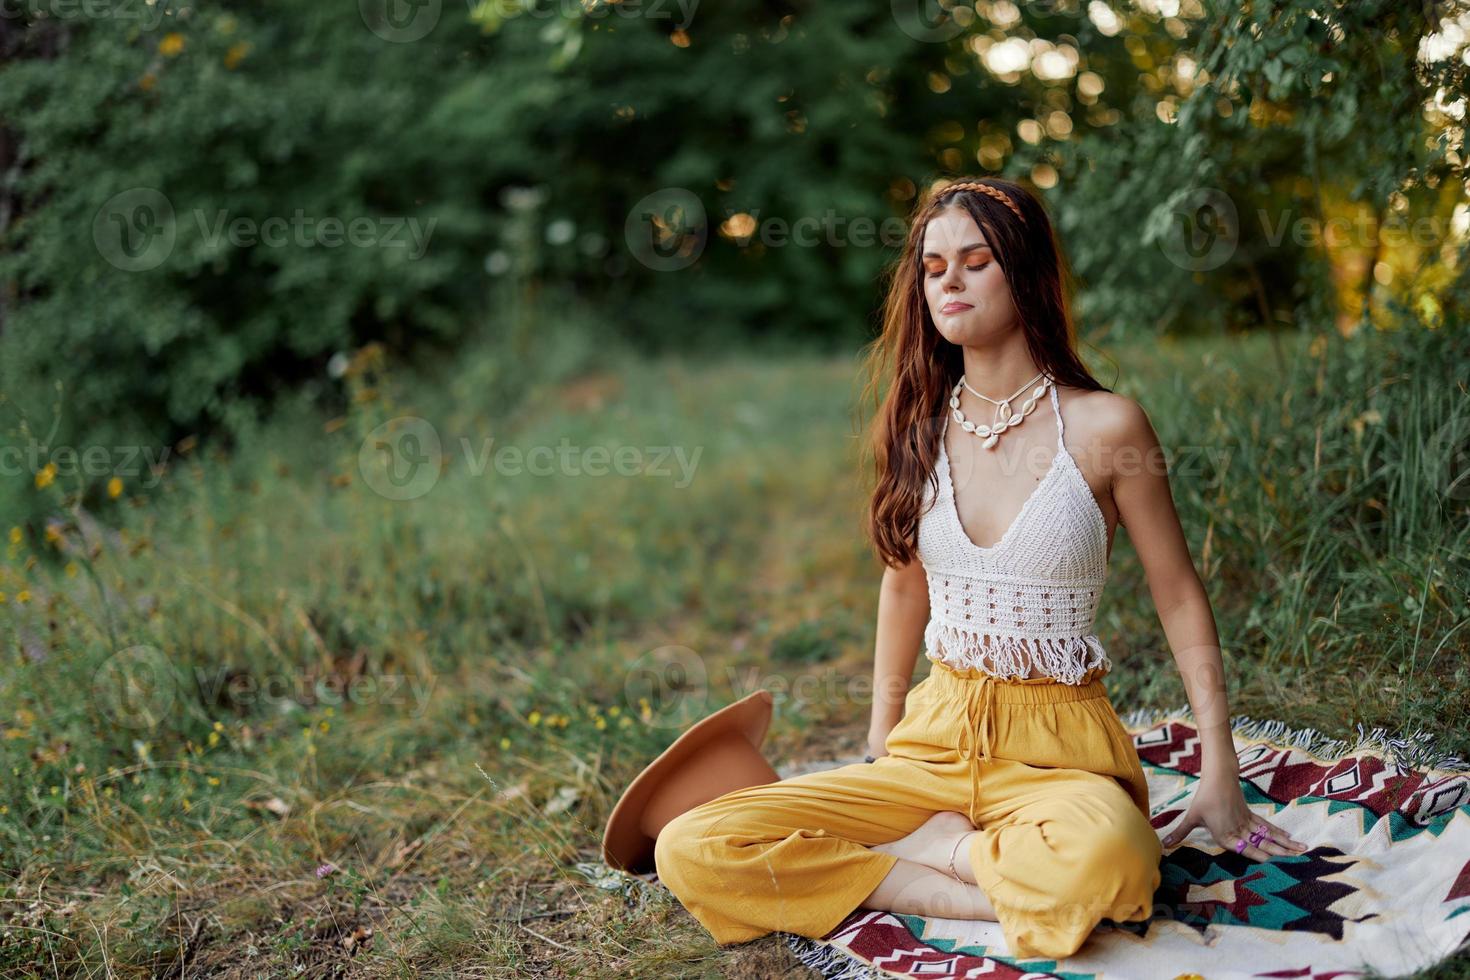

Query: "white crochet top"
(917, 383), (1112, 685)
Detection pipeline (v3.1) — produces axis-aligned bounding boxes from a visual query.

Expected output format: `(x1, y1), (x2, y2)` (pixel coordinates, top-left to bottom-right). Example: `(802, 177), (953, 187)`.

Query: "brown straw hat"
(602, 689), (778, 874)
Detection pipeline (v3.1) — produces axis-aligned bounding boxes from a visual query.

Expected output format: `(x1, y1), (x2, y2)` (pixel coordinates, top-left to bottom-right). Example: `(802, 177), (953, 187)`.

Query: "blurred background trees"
(1, 0), (1467, 492)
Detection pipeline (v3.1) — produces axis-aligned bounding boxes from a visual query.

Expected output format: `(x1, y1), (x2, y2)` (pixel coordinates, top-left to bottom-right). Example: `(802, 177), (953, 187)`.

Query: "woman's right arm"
(867, 558), (930, 759)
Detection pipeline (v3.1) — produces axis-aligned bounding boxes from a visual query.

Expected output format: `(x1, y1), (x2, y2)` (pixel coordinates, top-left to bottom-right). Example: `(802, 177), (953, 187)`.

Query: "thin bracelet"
(947, 832), (974, 883)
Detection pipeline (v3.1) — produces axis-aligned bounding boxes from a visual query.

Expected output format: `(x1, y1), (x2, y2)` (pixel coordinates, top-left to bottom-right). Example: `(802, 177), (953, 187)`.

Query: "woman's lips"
(941, 302), (973, 313)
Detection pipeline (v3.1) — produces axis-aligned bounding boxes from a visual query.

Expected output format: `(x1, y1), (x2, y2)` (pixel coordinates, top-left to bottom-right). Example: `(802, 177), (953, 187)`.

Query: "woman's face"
(920, 206), (1018, 345)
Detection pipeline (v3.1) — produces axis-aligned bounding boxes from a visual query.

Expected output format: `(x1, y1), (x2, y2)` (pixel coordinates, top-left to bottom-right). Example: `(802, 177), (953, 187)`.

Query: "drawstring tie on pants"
(954, 673), (997, 827)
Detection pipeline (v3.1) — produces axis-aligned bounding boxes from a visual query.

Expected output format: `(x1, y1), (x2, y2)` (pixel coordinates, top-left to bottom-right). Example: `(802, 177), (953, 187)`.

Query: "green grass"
(0, 316), (1467, 976)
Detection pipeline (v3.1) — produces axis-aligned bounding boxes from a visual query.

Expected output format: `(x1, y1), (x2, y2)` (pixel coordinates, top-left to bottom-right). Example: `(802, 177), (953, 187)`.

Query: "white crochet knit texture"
(917, 383), (1112, 685)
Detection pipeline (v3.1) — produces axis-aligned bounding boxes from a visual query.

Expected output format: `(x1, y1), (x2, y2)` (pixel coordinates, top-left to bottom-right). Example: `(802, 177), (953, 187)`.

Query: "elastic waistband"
(927, 658), (1110, 704)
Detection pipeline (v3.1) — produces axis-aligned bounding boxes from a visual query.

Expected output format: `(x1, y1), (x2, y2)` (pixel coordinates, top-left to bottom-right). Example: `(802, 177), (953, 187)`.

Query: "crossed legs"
(654, 755), (1159, 959)
(861, 812), (997, 921)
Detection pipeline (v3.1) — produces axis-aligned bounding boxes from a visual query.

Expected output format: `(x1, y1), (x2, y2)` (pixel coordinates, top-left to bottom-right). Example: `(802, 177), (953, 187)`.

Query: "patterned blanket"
(772, 707), (1470, 979)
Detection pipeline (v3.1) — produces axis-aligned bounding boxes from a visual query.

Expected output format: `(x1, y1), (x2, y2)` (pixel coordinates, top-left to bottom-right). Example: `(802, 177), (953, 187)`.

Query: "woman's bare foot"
(872, 811), (982, 884)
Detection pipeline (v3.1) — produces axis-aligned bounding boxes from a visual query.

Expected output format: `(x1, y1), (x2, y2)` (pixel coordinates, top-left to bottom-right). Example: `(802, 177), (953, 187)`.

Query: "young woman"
(654, 177), (1307, 961)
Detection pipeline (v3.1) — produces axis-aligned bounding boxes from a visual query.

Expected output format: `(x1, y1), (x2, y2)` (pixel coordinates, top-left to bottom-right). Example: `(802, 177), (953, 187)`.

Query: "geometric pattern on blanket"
(777, 707), (1470, 980)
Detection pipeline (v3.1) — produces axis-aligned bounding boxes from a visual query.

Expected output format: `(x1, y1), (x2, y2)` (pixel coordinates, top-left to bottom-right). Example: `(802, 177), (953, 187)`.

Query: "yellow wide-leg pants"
(653, 659), (1162, 961)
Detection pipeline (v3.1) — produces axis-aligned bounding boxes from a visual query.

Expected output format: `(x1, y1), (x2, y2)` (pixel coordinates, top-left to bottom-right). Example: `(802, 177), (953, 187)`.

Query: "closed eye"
(927, 262), (989, 278)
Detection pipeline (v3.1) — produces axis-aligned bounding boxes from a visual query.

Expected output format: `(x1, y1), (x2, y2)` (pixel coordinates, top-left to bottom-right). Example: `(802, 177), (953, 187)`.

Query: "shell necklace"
(949, 371), (1052, 450)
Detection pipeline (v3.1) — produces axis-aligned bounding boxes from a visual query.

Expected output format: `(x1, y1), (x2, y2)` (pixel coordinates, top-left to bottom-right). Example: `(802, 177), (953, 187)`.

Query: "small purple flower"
(316, 862), (337, 878)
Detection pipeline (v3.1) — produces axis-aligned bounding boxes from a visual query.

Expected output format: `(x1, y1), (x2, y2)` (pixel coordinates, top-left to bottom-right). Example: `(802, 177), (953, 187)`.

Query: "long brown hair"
(857, 176), (1112, 569)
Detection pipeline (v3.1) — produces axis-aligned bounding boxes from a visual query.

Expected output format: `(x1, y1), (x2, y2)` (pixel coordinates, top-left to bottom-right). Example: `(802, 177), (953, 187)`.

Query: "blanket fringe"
(1117, 704), (1470, 775)
(784, 934), (894, 979)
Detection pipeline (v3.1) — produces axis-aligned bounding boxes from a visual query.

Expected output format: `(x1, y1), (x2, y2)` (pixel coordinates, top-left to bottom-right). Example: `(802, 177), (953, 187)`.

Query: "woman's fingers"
(1240, 839), (1272, 861)
(1161, 815), (1195, 848)
(1256, 836), (1300, 858)
(1230, 821), (1307, 861)
(1262, 819), (1308, 851)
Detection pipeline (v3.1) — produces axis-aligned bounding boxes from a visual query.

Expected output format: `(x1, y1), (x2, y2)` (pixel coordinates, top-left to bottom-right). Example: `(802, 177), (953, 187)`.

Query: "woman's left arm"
(1103, 394), (1308, 862)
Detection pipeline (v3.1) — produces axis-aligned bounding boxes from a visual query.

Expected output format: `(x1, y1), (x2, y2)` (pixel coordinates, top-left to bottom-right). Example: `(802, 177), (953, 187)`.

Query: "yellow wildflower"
(528, 710), (542, 726)
(65, 563), (78, 578)
(16, 590), (29, 604)
(108, 477), (123, 499)
(318, 721), (329, 733)
(594, 717), (606, 731)
(8, 527), (21, 545)
(499, 737), (510, 750)
(44, 525), (60, 545)
(34, 462), (57, 489)
(158, 32), (185, 57)
(224, 41), (250, 70)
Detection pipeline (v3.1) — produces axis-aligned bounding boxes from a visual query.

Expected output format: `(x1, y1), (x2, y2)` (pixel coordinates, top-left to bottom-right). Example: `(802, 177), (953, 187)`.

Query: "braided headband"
(932, 180), (1026, 224)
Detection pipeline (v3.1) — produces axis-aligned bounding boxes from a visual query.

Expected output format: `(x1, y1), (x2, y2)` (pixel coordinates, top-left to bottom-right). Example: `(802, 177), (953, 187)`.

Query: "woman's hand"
(1161, 774), (1309, 861)
(865, 727), (891, 762)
